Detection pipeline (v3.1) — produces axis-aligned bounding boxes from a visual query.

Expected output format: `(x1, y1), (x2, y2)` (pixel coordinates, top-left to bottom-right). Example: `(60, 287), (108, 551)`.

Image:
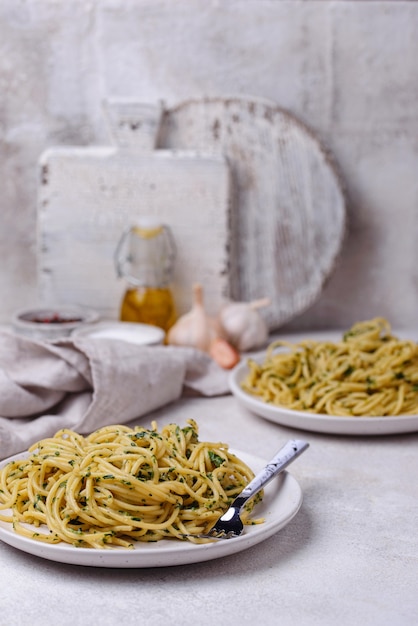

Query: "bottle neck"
(115, 224), (176, 288)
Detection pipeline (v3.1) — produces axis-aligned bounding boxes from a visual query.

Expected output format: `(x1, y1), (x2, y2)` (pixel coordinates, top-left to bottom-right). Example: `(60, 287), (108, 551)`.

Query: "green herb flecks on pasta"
(242, 318), (418, 417)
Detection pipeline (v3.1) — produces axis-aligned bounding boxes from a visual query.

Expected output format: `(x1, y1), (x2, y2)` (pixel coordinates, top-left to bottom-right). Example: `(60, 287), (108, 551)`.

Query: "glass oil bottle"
(114, 218), (177, 332)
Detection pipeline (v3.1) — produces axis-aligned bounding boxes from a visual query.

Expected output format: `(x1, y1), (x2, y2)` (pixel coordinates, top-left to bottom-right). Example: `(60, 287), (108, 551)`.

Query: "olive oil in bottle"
(115, 219), (176, 332)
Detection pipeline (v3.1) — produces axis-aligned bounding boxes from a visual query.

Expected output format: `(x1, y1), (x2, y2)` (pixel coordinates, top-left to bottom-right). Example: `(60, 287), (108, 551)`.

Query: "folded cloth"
(0, 330), (231, 460)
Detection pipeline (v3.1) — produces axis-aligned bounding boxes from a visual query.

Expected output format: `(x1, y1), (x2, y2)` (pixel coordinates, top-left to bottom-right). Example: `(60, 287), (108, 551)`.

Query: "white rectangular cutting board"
(37, 147), (231, 318)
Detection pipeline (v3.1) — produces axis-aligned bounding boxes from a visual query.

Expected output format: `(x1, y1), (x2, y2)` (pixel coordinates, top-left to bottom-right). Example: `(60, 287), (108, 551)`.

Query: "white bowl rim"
(12, 305), (99, 331)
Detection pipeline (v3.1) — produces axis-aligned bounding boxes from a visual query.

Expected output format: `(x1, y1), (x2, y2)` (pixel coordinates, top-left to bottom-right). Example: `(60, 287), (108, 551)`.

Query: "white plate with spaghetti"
(229, 360), (418, 436)
(0, 450), (302, 568)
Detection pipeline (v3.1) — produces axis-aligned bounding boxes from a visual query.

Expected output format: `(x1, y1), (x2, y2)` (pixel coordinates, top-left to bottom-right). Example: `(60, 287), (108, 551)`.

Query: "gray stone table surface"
(0, 389), (417, 626)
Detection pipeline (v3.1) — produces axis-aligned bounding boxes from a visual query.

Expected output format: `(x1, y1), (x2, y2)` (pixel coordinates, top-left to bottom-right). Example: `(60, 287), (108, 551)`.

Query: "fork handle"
(234, 439), (309, 510)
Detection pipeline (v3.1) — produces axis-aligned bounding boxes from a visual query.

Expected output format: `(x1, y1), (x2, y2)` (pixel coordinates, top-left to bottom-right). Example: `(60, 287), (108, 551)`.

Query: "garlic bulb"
(217, 298), (270, 352)
(166, 283), (217, 352)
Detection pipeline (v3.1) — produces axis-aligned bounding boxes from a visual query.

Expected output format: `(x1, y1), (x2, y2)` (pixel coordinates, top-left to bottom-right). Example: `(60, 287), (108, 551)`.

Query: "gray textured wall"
(1, 0), (417, 331)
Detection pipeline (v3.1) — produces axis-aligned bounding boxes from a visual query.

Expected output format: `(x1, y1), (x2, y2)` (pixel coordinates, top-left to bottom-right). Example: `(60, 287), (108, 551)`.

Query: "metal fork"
(197, 439), (309, 540)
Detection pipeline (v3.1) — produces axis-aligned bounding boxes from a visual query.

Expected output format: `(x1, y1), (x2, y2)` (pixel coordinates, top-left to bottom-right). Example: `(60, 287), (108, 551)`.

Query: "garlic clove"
(209, 337), (240, 369)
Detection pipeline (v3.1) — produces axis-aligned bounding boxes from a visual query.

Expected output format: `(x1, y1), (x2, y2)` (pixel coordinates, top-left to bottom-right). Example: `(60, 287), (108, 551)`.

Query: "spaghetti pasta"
(241, 317), (418, 417)
(0, 421), (261, 548)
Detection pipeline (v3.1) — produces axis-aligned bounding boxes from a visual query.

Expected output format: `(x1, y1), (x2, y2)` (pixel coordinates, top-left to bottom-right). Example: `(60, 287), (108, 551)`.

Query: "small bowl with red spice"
(12, 305), (99, 341)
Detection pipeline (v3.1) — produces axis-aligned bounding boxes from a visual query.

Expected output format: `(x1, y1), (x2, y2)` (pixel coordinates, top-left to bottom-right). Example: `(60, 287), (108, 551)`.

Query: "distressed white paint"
(1, 1), (418, 332)
(102, 100), (165, 151)
(38, 147), (231, 318)
(104, 97), (346, 329)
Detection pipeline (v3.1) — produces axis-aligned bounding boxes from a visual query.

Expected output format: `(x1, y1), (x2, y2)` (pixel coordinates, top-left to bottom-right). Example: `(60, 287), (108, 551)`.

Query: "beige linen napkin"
(0, 330), (230, 460)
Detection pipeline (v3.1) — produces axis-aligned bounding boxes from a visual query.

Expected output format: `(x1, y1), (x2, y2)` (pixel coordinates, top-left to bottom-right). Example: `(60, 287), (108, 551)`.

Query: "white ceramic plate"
(72, 321), (165, 346)
(229, 358), (418, 436)
(0, 450), (302, 568)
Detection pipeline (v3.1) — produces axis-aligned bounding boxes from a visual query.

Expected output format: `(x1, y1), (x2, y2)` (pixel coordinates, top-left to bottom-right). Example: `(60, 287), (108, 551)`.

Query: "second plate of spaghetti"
(230, 320), (418, 436)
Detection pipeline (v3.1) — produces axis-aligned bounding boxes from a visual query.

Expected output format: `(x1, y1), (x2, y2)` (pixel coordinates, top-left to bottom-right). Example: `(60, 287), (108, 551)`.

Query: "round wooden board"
(158, 96), (346, 330)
